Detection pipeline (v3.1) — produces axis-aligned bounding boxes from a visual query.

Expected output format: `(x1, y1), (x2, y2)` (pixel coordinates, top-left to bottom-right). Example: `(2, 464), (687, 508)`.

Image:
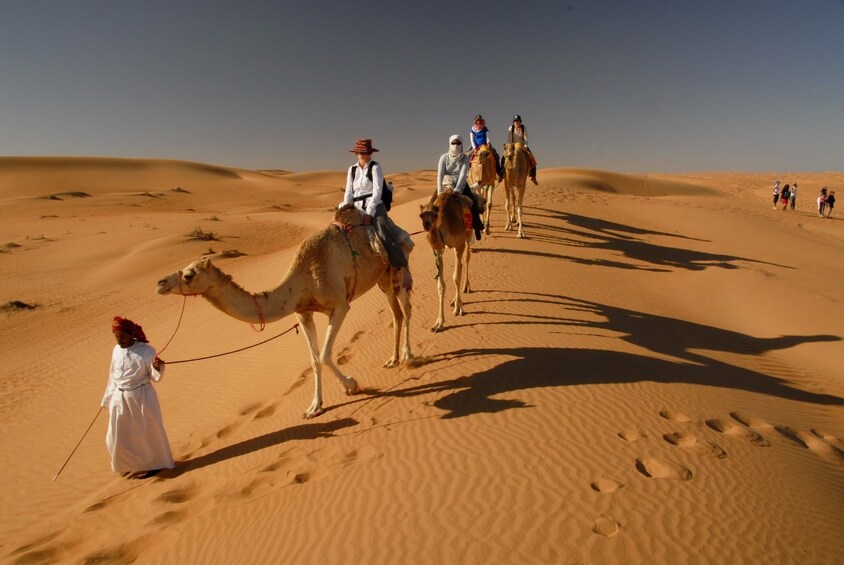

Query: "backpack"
(351, 161), (393, 211)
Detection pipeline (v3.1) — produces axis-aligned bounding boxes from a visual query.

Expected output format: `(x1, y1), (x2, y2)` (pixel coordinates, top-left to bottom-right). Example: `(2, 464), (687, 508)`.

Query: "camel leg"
(382, 271), (406, 368)
(483, 186), (493, 235)
(397, 283), (413, 364)
(432, 250), (446, 332)
(517, 185), (526, 239)
(297, 312), (325, 419)
(452, 244), (465, 316)
(464, 241), (472, 293)
(504, 179), (513, 232)
(319, 304), (359, 394)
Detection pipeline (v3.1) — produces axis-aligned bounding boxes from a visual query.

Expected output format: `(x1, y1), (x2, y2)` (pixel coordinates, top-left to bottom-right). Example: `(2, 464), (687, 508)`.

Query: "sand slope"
(1, 158), (842, 564)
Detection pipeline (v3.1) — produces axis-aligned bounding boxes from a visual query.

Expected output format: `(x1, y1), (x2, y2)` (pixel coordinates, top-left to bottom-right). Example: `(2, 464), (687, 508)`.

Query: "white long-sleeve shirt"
(437, 153), (469, 194)
(340, 160), (384, 217)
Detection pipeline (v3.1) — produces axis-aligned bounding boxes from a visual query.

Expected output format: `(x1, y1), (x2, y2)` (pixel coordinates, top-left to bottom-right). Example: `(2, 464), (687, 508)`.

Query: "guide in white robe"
(101, 340), (174, 474)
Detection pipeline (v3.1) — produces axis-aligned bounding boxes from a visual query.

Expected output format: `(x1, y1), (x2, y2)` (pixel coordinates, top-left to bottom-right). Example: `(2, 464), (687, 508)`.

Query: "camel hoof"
(344, 378), (359, 395)
(383, 357), (399, 368)
(431, 324), (444, 333)
(454, 307), (464, 316)
(303, 407), (325, 419)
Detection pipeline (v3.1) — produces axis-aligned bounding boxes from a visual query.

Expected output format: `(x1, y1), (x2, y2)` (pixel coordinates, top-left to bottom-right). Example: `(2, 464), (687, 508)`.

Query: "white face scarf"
(448, 135), (464, 161)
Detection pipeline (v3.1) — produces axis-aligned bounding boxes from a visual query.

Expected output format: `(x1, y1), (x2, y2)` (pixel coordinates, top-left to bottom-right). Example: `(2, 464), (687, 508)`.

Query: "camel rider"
(340, 138), (414, 286)
(506, 115), (538, 185)
(436, 134), (485, 240)
(469, 115), (503, 181)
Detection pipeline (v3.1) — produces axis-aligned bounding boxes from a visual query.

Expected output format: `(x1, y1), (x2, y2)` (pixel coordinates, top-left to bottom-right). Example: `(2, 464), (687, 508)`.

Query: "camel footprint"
(590, 478), (625, 493)
(705, 418), (770, 447)
(618, 430), (647, 442)
(729, 411), (774, 432)
(635, 457), (693, 481)
(663, 432), (727, 459)
(658, 409), (694, 423)
(592, 514), (621, 537)
(811, 429), (844, 452)
(775, 425), (844, 464)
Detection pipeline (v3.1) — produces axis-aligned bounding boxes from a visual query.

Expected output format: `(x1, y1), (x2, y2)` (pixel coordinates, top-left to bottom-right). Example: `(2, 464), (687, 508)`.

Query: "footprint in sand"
(590, 479), (625, 493)
(663, 432), (727, 459)
(283, 371), (309, 396)
(618, 430), (647, 442)
(154, 485), (196, 505)
(811, 429), (844, 452)
(635, 457), (693, 481)
(149, 509), (185, 526)
(775, 425), (844, 464)
(729, 411), (774, 432)
(658, 409), (694, 423)
(253, 404), (276, 420)
(238, 402), (262, 417)
(592, 514), (621, 537)
(349, 330), (365, 344)
(705, 418), (770, 447)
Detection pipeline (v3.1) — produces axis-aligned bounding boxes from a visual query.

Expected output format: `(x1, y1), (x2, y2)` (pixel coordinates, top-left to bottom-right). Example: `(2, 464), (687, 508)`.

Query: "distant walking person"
(790, 182), (797, 209)
(818, 187), (828, 217)
(103, 316), (174, 478)
(781, 184), (791, 211)
(772, 180), (780, 209)
(825, 191), (835, 218)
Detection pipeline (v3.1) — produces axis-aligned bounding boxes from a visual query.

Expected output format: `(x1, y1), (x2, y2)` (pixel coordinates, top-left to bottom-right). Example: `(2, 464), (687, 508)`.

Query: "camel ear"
(199, 256), (212, 269)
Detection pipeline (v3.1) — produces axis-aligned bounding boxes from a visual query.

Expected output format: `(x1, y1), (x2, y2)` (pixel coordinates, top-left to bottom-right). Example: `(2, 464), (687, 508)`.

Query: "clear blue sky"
(2, 1), (842, 173)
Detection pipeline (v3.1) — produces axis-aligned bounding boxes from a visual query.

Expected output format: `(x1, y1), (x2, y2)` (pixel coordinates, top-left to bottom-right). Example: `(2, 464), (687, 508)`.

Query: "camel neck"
(201, 272), (299, 325)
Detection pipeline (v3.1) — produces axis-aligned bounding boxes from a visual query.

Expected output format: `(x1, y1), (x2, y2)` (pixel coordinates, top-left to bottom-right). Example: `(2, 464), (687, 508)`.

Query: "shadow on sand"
(479, 207), (793, 272)
(166, 418), (358, 477)
(384, 293), (841, 419)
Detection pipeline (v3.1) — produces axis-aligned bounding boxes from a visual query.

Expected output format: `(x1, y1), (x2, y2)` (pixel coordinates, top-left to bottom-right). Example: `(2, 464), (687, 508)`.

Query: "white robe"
(101, 341), (174, 473)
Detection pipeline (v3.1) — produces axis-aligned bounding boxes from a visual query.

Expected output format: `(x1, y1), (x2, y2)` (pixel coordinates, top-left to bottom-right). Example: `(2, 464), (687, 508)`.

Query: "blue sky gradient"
(2, 1), (842, 173)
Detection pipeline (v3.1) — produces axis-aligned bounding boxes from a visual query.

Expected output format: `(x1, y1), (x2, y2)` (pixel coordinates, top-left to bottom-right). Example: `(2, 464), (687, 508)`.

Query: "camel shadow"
(382, 296), (842, 418)
(492, 209), (792, 272)
(165, 418), (358, 476)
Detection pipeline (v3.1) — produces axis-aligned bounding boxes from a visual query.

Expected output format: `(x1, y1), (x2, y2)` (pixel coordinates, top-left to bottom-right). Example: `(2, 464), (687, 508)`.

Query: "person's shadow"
(163, 418), (358, 477)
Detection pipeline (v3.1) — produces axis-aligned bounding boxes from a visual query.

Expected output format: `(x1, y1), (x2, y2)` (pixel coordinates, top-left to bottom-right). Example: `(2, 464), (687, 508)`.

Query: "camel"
(468, 145), (498, 235)
(419, 190), (478, 332)
(155, 205), (413, 419)
(502, 142), (529, 238)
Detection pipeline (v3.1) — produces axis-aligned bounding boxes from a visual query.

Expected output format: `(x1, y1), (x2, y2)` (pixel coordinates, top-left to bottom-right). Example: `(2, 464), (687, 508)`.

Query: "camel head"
(156, 257), (218, 296)
(419, 201), (439, 232)
(476, 146), (491, 164)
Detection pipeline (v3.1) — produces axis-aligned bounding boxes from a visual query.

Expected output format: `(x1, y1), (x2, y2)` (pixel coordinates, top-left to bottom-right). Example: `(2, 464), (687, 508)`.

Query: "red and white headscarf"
(111, 316), (148, 343)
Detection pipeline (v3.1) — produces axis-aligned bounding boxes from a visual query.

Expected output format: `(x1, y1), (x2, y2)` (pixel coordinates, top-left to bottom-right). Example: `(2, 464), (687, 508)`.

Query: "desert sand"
(1, 157), (842, 564)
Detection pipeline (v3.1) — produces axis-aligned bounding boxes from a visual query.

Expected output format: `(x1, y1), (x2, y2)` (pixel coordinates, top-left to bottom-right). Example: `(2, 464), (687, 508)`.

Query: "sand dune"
(1, 158), (842, 564)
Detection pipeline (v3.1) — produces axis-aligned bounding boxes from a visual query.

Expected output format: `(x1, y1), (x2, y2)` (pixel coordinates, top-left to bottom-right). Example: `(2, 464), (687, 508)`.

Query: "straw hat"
(349, 139), (379, 154)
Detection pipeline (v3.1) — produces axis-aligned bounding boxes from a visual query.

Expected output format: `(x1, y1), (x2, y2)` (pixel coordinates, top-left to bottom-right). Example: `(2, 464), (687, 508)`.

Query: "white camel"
(155, 205), (413, 418)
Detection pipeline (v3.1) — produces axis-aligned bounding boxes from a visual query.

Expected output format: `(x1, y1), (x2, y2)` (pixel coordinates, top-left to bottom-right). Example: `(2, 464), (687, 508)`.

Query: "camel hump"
(334, 205), (364, 226)
(434, 190), (472, 212)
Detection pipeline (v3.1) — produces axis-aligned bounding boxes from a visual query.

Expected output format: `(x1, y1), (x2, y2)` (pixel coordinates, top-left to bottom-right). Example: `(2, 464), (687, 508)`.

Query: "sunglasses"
(451, 140), (462, 145)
